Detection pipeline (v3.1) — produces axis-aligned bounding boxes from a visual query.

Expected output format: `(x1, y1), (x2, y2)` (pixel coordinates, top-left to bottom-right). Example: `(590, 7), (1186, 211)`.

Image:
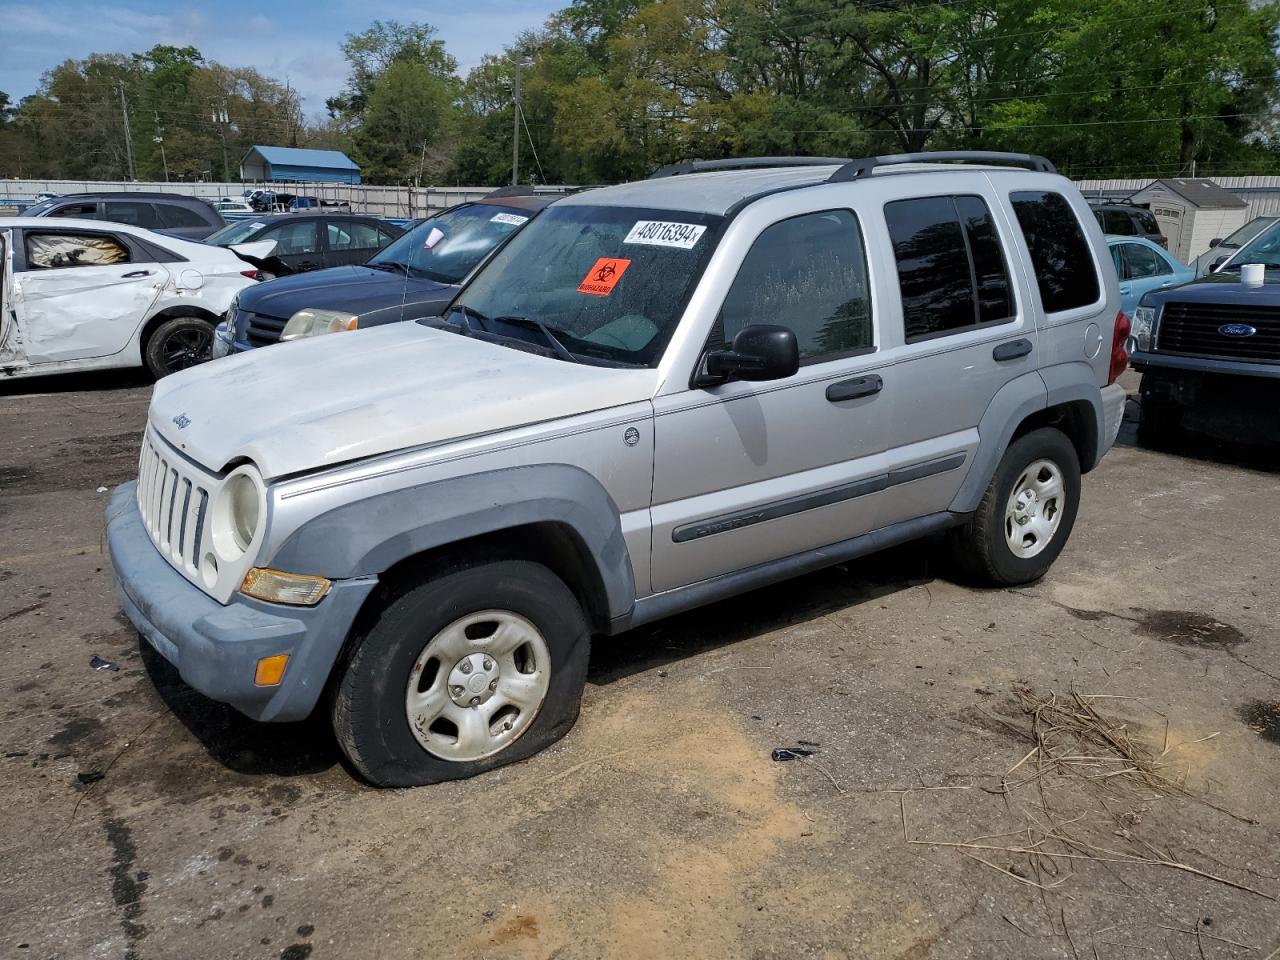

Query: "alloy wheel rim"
(1004, 459), (1065, 559)
(404, 610), (551, 762)
(163, 328), (213, 371)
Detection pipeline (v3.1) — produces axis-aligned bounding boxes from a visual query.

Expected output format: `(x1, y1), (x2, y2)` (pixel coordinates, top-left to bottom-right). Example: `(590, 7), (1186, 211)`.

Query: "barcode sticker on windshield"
(624, 220), (707, 249)
(490, 212), (529, 226)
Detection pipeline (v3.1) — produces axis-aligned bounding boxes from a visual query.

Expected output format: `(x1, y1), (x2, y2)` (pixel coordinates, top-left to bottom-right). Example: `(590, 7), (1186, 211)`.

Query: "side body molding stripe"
(670, 454), (967, 544)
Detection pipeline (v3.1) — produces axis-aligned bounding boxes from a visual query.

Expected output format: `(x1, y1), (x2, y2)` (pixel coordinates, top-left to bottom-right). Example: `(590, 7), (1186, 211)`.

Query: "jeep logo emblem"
(172, 413), (192, 429)
(1218, 323), (1257, 337)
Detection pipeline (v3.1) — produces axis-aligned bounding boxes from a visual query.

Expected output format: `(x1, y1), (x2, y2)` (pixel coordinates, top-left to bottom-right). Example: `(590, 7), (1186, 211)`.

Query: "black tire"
(331, 560), (590, 787)
(949, 427), (1081, 587)
(144, 316), (214, 379)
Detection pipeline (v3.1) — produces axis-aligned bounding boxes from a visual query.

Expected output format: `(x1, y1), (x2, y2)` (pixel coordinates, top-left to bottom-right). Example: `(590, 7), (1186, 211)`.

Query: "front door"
(259, 220), (323, 273)
(16, 229), (167, 364)
(0, 231), (15, 364)
(650, 208), (889, 593)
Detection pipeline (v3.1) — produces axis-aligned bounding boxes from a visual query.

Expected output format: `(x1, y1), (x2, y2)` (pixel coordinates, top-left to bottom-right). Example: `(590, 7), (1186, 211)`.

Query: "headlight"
(208, 466), (265, 574)
(280, 308), (359, 341)
(1130, 306), (1156, 352)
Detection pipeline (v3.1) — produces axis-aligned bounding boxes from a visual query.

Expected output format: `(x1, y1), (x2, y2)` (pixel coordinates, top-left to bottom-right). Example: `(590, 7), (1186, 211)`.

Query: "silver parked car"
(107, 152), (1129, 786)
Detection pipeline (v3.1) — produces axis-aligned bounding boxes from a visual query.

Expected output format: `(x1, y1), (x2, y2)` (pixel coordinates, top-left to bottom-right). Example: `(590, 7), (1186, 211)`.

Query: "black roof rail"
(828, 151), (1056, 182)
(648, 156), (851, 179)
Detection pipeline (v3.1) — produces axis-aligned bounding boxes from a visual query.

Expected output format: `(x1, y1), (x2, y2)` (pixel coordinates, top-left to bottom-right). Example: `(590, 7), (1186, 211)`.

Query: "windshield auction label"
(578, 257), (631, 296)
(490, 212), (530, 226)
(624, 220), (707, 249)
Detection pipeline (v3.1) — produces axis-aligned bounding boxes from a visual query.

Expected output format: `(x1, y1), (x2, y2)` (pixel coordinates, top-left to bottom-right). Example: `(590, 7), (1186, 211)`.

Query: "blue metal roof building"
(239, 146), (361, 184)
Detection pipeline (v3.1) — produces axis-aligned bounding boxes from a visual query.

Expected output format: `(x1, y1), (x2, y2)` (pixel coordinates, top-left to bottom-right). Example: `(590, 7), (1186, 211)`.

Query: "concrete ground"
(1, 368), (1278, 960)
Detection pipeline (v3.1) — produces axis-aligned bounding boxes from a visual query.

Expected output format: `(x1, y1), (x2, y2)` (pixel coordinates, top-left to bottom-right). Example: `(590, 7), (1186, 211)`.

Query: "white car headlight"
(207, 466), (266, 584)
(1130, 306), (1156, 352)
(281, 308), (359, 341)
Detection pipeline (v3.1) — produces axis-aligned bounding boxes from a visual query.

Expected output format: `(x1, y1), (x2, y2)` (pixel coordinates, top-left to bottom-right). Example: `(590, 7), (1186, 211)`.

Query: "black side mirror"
(1209, 238), (1223, 248)
(696, 324), (799, 387)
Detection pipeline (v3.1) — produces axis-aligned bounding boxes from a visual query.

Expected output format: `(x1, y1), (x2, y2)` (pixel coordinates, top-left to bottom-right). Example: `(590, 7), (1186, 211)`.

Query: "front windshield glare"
(205, 220), (268, 245)
(371, 204), (531, 284)
(455, 204), (722, 366)
(1226, 221), (1280, 268)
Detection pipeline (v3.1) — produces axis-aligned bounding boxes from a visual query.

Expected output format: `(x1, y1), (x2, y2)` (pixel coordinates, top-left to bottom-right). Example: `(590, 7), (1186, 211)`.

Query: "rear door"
(14, 228), (167, 363)
(869, 182), (1038, 529)
(323, 219), (391, 267)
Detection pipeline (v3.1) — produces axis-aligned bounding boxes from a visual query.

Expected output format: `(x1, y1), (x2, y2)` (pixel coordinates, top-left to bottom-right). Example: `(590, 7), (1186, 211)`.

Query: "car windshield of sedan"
(1223, 221), (1280, 269)
(370, 204), (532, 285)
(1218, 217), (1277, 249)
(450, 204), (723, 367)
(205, 220), (270, 245)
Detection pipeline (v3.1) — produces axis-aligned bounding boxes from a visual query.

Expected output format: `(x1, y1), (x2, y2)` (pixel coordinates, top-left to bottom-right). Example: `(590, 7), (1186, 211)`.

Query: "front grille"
(242, 309), (287, 347)
(136, 430), (212, 579)
(1157, 301), (1280, 363)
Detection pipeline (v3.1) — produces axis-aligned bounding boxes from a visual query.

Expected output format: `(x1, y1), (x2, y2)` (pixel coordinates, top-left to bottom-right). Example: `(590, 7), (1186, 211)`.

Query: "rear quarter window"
(1011, 191), (1101, 314)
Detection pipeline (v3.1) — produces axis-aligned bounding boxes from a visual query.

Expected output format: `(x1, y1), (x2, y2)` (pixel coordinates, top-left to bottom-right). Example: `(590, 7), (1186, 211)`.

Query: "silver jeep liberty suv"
(108, 152), (1130, 786)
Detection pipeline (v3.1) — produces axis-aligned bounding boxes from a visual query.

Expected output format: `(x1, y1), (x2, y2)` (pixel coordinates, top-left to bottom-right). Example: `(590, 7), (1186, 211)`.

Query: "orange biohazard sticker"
(578, 257), (631, 296)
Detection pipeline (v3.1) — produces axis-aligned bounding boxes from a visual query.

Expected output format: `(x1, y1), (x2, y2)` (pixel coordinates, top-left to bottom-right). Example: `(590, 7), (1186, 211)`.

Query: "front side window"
(1011, 191), (1101, 313)
(265, 220), (319, 255)
(1124, 243), (1169, 279)
(50, 202), (99, 220)
(886, 195), (1013, 341)
(455, 204), (722, 366)
(719, 210), (872, 363)
(371, 203), (534, 285)
(25, 232), (130, 269)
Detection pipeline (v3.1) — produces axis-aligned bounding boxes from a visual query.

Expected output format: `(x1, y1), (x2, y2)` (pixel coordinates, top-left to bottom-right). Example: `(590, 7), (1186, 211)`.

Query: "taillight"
(240, 269), (263, 281)
(1108, 310), (1131, 384)
(1156, 235), (1168, 249)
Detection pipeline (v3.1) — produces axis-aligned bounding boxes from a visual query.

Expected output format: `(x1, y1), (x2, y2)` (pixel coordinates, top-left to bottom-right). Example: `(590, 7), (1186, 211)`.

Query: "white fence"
(0, 179), (572, 219)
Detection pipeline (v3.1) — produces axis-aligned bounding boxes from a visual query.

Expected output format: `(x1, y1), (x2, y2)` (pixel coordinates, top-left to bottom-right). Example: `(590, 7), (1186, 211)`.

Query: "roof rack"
(648, 157), (851, 179)
(827, 151), (1056, 182)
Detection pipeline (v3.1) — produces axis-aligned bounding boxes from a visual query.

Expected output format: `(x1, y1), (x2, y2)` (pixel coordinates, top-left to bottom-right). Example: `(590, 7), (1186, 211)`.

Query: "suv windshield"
(370, 204), (532, 284)
(1222, 220), (1280, 269)
(205, 220), (269, 245)
(453, 204), (722, 366)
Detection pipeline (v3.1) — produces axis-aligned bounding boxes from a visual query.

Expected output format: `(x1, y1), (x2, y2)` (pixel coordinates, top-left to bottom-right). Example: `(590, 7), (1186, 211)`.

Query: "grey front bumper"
(106, 482), (377, 722)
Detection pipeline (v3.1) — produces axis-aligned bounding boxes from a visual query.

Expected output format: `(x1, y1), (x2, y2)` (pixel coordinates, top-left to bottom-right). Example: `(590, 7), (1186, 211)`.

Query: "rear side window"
(157, 204), (207, 229)
(1101, 209), (1136, 235)
(1135, 210), (1159, 234)
(1011, 191), (1100, 314)
(327, 220), (383, 250)
(1123, 243), (1170, 279)
(104, 201), (161, 229)
(885, 195), (1013, 342)
(720, 209), (873, 363)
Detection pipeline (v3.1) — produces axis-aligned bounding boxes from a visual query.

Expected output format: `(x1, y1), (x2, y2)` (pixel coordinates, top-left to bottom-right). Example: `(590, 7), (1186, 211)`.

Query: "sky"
(0, 0), (559, 118)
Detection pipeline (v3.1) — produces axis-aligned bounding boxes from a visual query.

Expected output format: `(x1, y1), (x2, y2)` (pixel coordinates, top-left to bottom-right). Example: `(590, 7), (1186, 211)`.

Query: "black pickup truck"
(1131, 222), (1280, 442)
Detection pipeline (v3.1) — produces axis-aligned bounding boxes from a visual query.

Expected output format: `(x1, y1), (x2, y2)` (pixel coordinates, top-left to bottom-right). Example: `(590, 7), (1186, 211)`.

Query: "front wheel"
(331, 560), (590, 787)
(949, 427), (1081, 586)
(144, 316), (214, 378)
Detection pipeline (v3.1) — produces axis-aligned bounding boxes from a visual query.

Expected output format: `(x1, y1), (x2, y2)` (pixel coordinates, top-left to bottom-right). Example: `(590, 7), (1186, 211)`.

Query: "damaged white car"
(0, 218), (266, 380)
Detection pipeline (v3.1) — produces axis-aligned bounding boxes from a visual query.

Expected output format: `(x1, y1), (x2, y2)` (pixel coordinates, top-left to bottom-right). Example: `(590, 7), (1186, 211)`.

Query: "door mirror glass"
(697, 324), (799, 386)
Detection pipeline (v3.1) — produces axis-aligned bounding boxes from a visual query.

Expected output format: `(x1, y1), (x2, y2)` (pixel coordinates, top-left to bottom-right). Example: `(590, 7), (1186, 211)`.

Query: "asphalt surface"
(1, 367), (1278, 959)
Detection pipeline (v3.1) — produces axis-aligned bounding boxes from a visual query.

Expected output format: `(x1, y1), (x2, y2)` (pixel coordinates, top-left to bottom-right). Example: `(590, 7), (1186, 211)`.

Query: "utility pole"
(153, 112), (169, 183)
(118, 83), (136, 181)
(212, 102), (230, 182)
(511, 60), (522, 186)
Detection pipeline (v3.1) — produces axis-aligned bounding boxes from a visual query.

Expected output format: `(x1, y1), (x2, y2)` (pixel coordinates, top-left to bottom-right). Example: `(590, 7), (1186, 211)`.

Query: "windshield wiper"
(494, 315), (580, 364)
(369, 260), (411, 275)
(451, 304), (494, 337)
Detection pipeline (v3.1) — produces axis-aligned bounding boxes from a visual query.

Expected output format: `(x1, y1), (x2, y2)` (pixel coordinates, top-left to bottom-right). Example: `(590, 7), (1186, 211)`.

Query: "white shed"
(1128, 178), (1247, 264)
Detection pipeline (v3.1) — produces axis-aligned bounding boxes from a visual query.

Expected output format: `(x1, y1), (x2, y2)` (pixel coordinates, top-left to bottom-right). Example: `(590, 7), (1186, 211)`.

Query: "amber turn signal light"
(254, 654), (290, 687)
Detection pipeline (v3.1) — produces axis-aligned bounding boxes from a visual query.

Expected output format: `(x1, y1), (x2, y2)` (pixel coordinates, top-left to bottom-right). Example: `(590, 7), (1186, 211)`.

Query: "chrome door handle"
(993, 338), (1033, 362)
(826, 374), (882, 402)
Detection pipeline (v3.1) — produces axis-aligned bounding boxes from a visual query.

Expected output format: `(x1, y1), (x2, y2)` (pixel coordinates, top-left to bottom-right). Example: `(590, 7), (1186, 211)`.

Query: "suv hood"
(149, 323), (660, 479)
(238, 265), (455, 319)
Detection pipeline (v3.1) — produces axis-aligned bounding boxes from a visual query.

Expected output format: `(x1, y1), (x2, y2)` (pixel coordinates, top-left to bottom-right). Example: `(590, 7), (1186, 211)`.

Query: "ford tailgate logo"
(1219, 323), (1257, 337)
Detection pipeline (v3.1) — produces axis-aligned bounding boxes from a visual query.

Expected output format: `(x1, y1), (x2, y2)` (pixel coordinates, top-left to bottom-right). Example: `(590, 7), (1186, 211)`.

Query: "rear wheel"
(144, 316), (214, 378)
(949, 427), (1081, 586)
(332, 560), (590, 787)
